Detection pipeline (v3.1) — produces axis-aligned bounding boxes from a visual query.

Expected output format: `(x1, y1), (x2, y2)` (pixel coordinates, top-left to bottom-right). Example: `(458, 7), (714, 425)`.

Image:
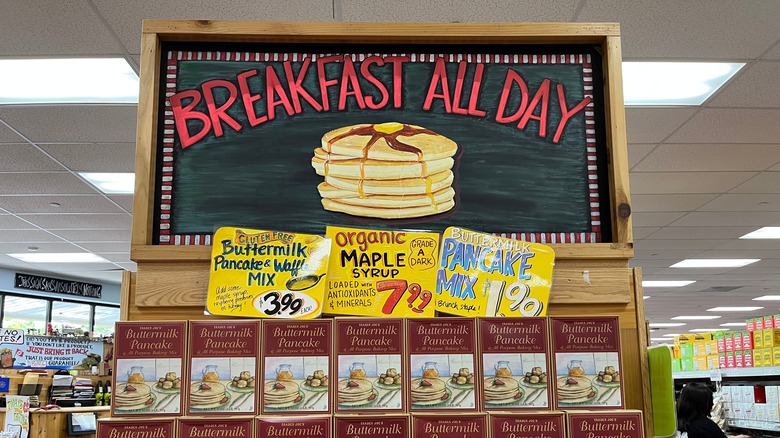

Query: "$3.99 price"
(259, 291), (304, 317)
(378, 279), (432, 315)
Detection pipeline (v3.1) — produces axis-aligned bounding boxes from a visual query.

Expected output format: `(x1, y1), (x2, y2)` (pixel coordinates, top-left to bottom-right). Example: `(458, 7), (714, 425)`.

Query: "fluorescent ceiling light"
(0, 58), (138, 104)
(8, 253), (109, 263)
(643, 296), (650, 300)
(79, 172), (135, 194)
(740, 227), (780, 239)
(708, 306), (763, 312)
(671, 315), (721, 320)
(670, 259), (760, 268)
(649, 323), (686, 328)
(753, 295), (780, 301)
(691, 328), (729, 332)
(623, 61), (744, 106)
(650, 338), (670, 341)
(663, 333), (681, 337)
(720, 323), (748, 327)
(643, 280), (695, 288)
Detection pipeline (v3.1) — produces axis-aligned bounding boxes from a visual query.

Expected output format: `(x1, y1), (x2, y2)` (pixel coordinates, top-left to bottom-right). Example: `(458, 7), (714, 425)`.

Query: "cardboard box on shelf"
(672, 345), (681, 359)
(754, 330), (764, 349)
(718, 353), (726, 369)
(681, 357), (696, 371)
(768, 404), (779, 422)
(566, 411), (644, 438)
(725, 334), (735, 352)
(773, 347), (780, 366)
(257, 416), (330, 438)
(743, 386), (756, 404)
(764, 328), (780, 348)
(754, 385), (767, 404)
(757, 318), (766, 331)
(411, 413), (487, 438)
(679, 343), (694, 358)
(715, 333), (726, 353)
(98, 419), (176, 438)
(765, 316), (775, 329)
(694, 342), (708, 358)
(734, 334), (743, 352)
(672, 358), (682, 373)
(735, 351), (744, 368)
(707, 355), (720, 370)
(334, 415), (409, 438)
(722, 386), (732, 402)
(178, 418), (254, 438)
(742, 332), (753, 350)
(773, 314), (780, 329)
(765, 386), (778, 404)
(763, 348), (773, 367)
(678, 333), (713, 343)
(756, 403), (767, 421)
(747, 318), (755, 332)
(695, 357), (707, 371)
(744, 350), (753, 368)
(488, 412), (565, 438)
(725, 352), (735, 368)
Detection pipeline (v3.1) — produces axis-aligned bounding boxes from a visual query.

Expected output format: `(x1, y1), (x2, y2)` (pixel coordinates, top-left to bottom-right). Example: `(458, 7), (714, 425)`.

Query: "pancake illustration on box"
(311, 122), (459, 219)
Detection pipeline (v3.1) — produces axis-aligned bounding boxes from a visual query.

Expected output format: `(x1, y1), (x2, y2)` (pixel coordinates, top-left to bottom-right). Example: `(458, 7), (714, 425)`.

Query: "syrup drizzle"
(326, 124), (439, 204)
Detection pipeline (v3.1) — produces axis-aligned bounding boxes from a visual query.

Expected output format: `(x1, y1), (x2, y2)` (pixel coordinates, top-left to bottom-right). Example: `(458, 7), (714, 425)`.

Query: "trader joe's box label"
(325, 226), (439, 317)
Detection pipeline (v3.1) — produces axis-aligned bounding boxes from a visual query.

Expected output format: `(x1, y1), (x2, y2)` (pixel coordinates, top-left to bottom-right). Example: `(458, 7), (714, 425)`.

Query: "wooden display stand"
(124, 21), (649, 435)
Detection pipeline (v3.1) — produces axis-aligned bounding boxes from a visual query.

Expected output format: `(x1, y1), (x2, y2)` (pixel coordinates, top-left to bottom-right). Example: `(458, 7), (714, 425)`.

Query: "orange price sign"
(377, 279), (433, 315)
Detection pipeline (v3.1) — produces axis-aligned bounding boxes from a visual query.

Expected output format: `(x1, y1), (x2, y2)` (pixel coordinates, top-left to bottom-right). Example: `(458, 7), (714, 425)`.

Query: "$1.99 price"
(378, 279), (432, 315)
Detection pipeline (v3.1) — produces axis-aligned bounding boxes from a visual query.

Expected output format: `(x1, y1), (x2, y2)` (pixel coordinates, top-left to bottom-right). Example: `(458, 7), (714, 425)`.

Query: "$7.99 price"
(378, 279), (432, 315)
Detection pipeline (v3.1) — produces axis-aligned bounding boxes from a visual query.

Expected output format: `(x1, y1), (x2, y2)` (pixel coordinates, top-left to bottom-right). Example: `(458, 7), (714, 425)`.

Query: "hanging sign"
(435, 227), (555, 317)
(0, 336), (103, 370)
(323, 226), (439, 317)
(207, 226), (331, 319)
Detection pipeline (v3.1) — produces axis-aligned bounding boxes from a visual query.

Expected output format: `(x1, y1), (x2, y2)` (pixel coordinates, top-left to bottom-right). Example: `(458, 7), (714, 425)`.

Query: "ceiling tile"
(19, 213), (132, 230)
(0, 230), (62, 243)
(649, 267), (746, 277)
(0, 0), (123, 55)
(0, 123), (24, 143)
(0, 215), (36, 230)
(631, 212), (685, 227)
(628, 144), (655, 169)
(92, 0), (334, 52)
(646, 226), (757, 240)
(635, 239), (731, 251)
(77, 242), (130, 253)
(716, 238), (780, 251)
(667, 109), (780, 144)
(38, 143), (135, 172)
(54, 229), (132, 242)
(0, 172), (96, 195)
(633, 144), (780, 172)
(698, 193), (780, 212)
(578, 0), (780, 59)
(0, 242), (86, 254)
(708, 61), (780, 108)
(694, 249), (780, 260)
(108, 195), (133, 213)
(630, 258), (674, 268)
(765, 43), (780, 60)
(0, 106), (138, 143)
(633, 227), (660, 239)
(28, 262), (119, 272)
(101, 253), (132, 263)
(731, 172), (780, 193)
(342, 0), (579, 22)
(625, 108), (696, 143)
(671, 211), (780, 227)
(631, 194), (718, 212)
(630, 172), (754, 194)
(0, 144), (63, 172)
(0, 195), (124, 214)
(635, 249), (704, 260)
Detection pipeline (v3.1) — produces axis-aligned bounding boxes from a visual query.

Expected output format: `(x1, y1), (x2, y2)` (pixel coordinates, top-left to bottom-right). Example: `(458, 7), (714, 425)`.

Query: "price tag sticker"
(710, 369), (723, 382)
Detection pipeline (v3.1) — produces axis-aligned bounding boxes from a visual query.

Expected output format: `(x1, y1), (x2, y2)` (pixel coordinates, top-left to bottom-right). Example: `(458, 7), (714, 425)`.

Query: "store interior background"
(0, 1), (779, 340)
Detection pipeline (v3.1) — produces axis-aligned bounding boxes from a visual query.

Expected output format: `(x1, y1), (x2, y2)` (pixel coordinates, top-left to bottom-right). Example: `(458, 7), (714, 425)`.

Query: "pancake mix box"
(112, 321), (187, 417)
(98, 419), (175, 438)
(256, 416), (330, 438)
(478, 317), (550, 410)
(334, 415), (410, 438)
(550, 316), (623, 410)
(334, 318), (405, 413)
(186, 320), (260, 415)
(407, 318), (477, 411)
(411, 414), (487, 438)
(566, 410), (644, 438)
(261, 319), (332, 414)
(324, 226), (439, 317)
(488, 412), (566, 438)
(178, 418), (253, 438)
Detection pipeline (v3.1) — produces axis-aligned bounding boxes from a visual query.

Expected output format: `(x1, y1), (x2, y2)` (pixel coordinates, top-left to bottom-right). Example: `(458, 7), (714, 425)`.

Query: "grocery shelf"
(674, 367), (780, 381)
(725, 419), (780, 432)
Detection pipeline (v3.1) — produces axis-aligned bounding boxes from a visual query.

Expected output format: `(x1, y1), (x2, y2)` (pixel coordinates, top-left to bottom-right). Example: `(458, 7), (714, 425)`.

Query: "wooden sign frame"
(125, 21), (648, 434)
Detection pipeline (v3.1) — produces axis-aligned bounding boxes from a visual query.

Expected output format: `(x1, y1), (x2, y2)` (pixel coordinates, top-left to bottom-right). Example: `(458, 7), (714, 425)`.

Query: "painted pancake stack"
(311, 122), (458, 219)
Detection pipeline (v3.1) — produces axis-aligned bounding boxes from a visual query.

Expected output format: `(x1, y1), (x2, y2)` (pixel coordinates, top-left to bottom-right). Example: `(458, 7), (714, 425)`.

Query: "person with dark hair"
(677, 383), (750, 438)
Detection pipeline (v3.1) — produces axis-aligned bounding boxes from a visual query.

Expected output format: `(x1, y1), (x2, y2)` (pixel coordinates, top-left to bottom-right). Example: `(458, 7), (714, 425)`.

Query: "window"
(93, 306), (120, 337)
(3, 296), (47, 334)
(51, 301), (92, 335)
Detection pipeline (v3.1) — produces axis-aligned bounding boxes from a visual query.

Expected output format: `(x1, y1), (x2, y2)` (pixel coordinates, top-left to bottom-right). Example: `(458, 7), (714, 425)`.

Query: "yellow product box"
(693, 341), (708, 357)
(774, 348), (780, 366)
(206, 226), (331, 319)
(435, 227), (555, 317)
(707, 354), (720, 370)
(695, 357), (707, 371)
(754, 330), (764, 349)
(672, 345), (682, 359)
(324, 226), (440, 317)
(677, 333), (713, 344)
(765, 328), (780, 348)
(708, 340), (718, 355)
(763, 348), (774, 367)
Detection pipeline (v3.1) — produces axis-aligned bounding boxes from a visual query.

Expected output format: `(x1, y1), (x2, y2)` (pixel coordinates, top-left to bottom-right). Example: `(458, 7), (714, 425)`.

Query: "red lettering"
(283, 58), (323, 113)
(384, 56), (409, 108)
(265, 66), (294, 121)
(236, 69), (268, 127)
(451, 61), (469, 115)
(338, 57), (366, 110)
(554, 83), (592, 143)
(202, 79), (242, 137)
(423, 58), (452, 112)
(518, 78), (551, 137)
(170, 89), (211, 148)
(495, 70), (528, 123)
(468, 63), (487, 117)
(360, 56), (389, 109)
(317, 55), (342, 111)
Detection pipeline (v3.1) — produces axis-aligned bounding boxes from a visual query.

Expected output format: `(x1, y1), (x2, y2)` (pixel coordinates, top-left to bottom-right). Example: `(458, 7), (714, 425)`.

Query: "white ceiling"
(1, 0), (780, 339)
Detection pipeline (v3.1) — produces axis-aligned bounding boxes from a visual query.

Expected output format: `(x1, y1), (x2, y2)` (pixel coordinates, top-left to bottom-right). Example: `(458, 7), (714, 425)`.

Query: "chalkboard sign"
(153, 42), (610, 245)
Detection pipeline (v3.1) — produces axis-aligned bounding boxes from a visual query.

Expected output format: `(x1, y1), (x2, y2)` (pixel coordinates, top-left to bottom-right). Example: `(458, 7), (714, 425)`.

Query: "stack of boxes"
(748, 314), (780, 368)
(671, 333), (720, 372)
(723, 384), (780, 423)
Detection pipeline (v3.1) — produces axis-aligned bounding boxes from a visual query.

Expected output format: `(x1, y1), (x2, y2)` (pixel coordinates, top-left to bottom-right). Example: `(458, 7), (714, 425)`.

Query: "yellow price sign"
(435, 227), (555, 317)
(324, 226), (439, 317)
(207, 227), (331, 319)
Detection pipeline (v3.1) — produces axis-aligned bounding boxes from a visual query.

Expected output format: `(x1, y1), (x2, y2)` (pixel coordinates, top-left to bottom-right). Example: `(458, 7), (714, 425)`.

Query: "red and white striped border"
(158, 51), (601, 245)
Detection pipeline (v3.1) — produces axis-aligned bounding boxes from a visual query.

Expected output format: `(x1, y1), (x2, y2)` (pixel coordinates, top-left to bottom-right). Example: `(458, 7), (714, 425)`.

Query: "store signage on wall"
(0, 335), (104, 370)
(324, 226), (439, 317)
(436, 227), (555, 318)
(14, 273), (102, 299)
(154, 44), (610, 245)
(207, 226), (331, 319)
